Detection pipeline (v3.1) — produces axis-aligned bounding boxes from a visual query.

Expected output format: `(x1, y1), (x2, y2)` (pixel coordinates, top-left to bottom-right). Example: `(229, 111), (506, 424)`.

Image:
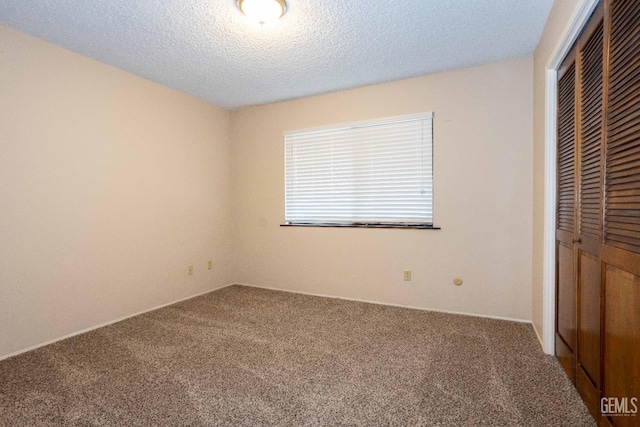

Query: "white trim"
(236, 282), (532, 324)
(545, 0), (600, 70)
(543, 68), (558, 355)
(0, 283), (236, 362)
(541, 0), (600, 355)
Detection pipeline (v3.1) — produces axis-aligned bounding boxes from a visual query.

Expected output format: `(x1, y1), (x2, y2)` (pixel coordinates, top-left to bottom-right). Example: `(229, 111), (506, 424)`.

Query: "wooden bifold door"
(555, 0), (639, 426)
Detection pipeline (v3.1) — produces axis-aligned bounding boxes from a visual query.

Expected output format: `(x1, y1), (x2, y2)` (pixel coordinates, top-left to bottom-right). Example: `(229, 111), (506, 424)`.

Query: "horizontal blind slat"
(285, 114), (434, 224)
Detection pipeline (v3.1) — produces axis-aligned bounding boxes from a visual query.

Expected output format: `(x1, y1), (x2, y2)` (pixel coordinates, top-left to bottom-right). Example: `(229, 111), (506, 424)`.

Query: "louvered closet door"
(604, 0), (640, 253)
(602, 1), (640, 426)
(555, 1), (639, 423)
(575, 7), (604, 419)
(555, 50), (578, 383)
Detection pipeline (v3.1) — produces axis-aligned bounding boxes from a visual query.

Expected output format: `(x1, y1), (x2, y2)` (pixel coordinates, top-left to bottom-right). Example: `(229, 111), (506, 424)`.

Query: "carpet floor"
(1, 285), (594, 426)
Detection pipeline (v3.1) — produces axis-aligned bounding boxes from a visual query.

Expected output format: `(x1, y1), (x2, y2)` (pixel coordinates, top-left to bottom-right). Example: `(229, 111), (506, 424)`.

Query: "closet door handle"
(572, 238), (582, 244)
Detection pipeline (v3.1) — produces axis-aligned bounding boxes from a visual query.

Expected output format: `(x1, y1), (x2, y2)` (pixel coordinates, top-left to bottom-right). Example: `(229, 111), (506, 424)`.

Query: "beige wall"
(532, 0), (582, 346)
(231, 57), (534, 321)
(0, 25), (234, 359)
(1, 22), (539, 359)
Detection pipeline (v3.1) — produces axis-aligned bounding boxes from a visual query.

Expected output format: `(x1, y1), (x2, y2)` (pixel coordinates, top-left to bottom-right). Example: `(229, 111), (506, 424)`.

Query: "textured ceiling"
(0, 0), (553, 109)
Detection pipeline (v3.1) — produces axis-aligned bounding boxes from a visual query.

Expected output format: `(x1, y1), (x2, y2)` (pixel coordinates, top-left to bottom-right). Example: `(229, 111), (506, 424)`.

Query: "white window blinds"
(284, 113), (433, 225)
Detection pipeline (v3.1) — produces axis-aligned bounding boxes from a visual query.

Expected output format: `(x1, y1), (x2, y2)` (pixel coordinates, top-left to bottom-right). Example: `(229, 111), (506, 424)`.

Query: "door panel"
(558, 59), (577, 236)
(558, 244), (577, 347)
(579, 20), (604, 246)
(578, 253), (601, 383)
(576, 252), (601, 418)
(602, 3), (640, 424)
(576, 366), (600, 419)
(554, 1), (640, 423)
(604, 0), (640, 255)
(575, 9), (604, 415)
(557, 242), (577, 382)
(603, 265), (640, 427)
(556, 49), (578, 383)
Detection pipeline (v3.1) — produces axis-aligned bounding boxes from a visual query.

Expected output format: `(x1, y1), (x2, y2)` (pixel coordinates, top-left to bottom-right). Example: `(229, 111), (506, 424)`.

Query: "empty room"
(1, 0), (638, 425)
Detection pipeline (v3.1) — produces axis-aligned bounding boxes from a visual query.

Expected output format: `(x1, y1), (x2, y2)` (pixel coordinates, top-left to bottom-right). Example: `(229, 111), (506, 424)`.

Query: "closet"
(555, 0), (639, 425)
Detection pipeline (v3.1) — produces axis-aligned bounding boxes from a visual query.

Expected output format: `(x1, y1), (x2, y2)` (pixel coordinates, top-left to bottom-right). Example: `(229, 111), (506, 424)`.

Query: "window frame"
(282, 112), (438, 229)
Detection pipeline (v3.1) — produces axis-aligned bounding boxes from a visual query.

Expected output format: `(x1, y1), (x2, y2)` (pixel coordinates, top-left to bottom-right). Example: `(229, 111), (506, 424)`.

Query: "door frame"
(542, 0), (600, 355)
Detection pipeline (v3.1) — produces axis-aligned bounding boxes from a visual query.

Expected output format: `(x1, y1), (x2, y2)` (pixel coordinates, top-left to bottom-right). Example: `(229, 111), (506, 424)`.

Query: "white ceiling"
(0, 0), (554, 110)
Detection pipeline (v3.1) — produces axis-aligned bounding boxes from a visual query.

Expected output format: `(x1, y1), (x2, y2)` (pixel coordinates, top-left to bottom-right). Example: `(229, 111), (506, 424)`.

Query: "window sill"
(280, 223), (441, 230)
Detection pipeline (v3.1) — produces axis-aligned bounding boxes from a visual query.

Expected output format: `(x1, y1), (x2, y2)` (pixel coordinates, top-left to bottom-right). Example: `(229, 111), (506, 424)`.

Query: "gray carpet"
(1, 285), (594, 426)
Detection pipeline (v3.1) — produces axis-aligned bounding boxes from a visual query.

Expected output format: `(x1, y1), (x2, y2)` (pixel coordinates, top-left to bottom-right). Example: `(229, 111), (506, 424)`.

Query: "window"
(284, 113), (434, 227)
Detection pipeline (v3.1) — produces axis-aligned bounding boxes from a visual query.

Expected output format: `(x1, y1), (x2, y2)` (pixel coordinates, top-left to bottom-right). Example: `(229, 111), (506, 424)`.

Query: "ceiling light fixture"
(237, 0), (287, 25)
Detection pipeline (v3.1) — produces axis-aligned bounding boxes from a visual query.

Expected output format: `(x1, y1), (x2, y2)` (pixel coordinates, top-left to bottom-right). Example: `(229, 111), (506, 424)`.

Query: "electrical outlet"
(207, 260), (213, 270)
(188, 265), (194, 276)
(403, 269), (412, 281)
